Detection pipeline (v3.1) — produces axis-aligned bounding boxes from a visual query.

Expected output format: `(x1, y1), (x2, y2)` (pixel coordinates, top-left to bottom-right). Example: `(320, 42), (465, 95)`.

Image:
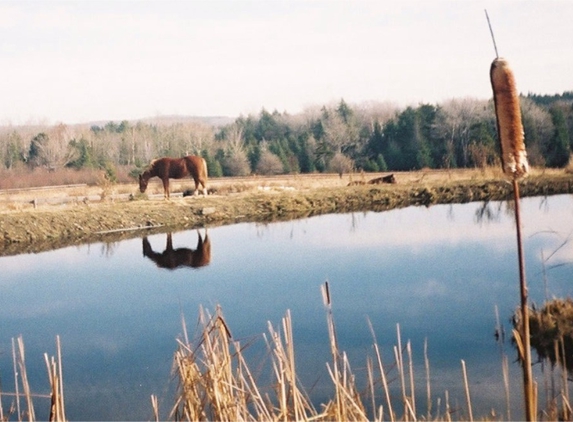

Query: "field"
(1, 167), (573, 257)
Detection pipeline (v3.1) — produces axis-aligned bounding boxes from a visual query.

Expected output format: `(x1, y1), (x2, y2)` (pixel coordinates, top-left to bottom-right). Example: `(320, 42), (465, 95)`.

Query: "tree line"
(1, 92), (572, 182)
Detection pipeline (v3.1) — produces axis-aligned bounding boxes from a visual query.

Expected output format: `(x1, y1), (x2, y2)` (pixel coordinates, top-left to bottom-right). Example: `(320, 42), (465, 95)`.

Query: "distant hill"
(133, 115), (235, 127)
(0, 115), (235, 131)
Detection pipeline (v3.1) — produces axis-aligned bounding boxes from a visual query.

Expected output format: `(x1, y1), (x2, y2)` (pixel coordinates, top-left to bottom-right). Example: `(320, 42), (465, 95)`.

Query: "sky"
(0, 0), (571, 125)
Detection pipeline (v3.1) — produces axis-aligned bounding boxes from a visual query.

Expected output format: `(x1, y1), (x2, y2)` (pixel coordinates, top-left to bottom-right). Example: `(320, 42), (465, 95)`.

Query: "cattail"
(490, 58), (529, 178)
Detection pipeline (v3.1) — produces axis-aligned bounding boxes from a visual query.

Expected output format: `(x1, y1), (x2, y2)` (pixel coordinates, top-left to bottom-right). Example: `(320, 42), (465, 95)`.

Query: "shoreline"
(1, 170), (572, 257)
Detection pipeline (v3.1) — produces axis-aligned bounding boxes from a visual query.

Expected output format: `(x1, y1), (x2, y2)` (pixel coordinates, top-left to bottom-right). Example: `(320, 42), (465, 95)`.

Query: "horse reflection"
(142, 231), (211, 270)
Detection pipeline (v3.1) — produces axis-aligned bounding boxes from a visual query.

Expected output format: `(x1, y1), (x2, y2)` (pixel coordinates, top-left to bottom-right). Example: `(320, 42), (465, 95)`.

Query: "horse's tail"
(202, 157), (208, 179)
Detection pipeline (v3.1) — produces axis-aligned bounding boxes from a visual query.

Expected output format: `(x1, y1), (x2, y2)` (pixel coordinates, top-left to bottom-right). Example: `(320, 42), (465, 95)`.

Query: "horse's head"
(139, 172), (149, 193)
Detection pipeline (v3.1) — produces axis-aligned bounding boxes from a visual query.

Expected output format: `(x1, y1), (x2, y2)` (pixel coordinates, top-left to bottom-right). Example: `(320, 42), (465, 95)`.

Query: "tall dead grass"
(0, 335), (65, 422)
(6, 285), (573, 420)
(514, 298), (573, 420)
(169, 283), (480, 421)
(565, 154), (573, 174)
(0, 167), (134, 190)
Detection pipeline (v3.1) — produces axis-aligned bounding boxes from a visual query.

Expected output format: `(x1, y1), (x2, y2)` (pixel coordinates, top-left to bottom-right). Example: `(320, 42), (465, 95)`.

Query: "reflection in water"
(473, 199), (520, 225)
(142, 230), (211, 270)
(474, 200), (504, 224)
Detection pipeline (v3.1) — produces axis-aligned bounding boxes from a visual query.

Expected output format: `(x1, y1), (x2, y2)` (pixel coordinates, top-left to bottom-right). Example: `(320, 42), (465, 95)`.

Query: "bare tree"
(355, 100), (400, 132)
(434, 98), (490, 167)
(180, 122), (214, 156)
(226, 124), (245, 156)
(222, 124), (250, 176)
(321, 107), (360, 154)
(520, 98), (554, 166)
(256, 149), (283, 175)
(328, 152), (354, 177)
(29, 124), (78, 169)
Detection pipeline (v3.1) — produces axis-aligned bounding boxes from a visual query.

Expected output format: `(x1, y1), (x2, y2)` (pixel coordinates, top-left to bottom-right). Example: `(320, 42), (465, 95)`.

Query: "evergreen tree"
(366, 121), (384, 158)
(68, 138), (96, 169)
(202, 149), (223, 178)
(376, 154), (388, 171)
(545, 107), (571, 167)
(393, 107), (432, 170)
(28, 133), (49, 168)
(297, 135), (316, 173)
(381, 120), (400, 170)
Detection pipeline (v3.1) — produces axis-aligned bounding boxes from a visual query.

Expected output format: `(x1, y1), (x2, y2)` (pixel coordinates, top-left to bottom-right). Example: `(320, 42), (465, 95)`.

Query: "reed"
(169, 283), (484, 421)
(43, 336), (65, 422)
(0, 336), (66, 422)
(490, 52), (534, 419)
(9, 290), (573, 420)
(461, 360), (473, 422)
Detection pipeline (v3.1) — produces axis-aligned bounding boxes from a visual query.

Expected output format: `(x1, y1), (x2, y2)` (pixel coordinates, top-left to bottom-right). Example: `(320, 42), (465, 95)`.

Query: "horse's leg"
(163, 178), (170, 200)
(192, 177), (200, 196)
(196, 177), (207, 196)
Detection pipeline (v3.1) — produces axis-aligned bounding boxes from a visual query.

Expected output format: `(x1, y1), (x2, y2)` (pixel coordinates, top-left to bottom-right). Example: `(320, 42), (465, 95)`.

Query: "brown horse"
(368, 174), (396, 184)
(139, 155), (208, 199)
(142, 231), (211, 270)
(347, 174), (397, 186)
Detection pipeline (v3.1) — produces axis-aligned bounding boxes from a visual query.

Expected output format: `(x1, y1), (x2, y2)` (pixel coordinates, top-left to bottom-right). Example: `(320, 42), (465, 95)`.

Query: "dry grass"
(5, 291), (573, 420)
(565, 155), (573, 174)
(0, 166), (135, 190)
(514, 298), (573, 420)
(168, 283), (480, 421)
(0, 335), (64, 422)
(0, 166), (566, 211)
(519, 298), (573, 373)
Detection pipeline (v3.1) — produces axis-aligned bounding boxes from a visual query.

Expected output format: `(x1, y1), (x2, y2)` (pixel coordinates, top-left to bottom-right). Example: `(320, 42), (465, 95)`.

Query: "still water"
(1, 195), (572, 420)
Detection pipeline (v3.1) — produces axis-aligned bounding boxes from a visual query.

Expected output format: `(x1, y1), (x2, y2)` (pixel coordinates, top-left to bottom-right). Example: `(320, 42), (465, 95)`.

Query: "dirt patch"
(1, 169), (572, 256)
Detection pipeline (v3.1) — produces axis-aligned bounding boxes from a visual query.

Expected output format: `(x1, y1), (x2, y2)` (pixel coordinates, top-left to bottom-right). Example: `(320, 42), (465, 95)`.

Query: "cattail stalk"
(490, 56), (534, 420)
(513, 178), (535, 421)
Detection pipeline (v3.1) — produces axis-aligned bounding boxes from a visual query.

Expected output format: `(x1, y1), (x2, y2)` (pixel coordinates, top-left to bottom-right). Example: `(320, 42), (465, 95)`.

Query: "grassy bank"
(1, 168), (572, 256)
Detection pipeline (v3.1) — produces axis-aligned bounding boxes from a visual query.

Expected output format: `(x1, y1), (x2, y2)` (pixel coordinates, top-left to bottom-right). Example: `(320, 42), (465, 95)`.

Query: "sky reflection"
(0, 194), (572, 420)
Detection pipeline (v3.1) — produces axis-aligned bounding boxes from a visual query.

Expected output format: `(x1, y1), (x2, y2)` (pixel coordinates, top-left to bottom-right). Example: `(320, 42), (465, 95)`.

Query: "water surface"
(1, 194), (572, 420)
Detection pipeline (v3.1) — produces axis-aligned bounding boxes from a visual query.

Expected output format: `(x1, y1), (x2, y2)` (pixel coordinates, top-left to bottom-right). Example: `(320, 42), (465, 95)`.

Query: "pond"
(1, 194), (572, 420)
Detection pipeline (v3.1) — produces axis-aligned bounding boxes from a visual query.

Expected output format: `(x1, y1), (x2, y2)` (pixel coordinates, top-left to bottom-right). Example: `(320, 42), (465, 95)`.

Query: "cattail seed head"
(490, 58), (529, 178)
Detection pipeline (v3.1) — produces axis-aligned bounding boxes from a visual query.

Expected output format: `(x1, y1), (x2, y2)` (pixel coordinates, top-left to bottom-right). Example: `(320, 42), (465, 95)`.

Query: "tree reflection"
(474, 200), (505, 224)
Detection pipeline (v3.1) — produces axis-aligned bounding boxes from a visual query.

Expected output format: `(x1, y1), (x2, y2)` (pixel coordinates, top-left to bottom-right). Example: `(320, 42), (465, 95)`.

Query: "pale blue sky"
(0, 0), (571, 125)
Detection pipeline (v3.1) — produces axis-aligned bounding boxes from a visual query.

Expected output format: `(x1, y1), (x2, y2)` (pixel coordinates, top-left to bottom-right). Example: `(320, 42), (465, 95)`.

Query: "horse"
(142, 231), (211, 270)
(368, 174), (397, 184)
(347, 174), (397, 186)
(139, 155), (208, 199)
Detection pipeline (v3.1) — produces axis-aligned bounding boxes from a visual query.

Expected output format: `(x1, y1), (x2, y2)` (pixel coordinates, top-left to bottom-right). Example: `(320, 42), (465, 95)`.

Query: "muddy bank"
(1, 172), (572, 256)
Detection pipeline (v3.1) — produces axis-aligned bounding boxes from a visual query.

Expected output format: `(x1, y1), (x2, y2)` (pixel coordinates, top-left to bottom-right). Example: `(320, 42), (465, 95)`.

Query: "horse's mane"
(143, 158), (159, 172)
